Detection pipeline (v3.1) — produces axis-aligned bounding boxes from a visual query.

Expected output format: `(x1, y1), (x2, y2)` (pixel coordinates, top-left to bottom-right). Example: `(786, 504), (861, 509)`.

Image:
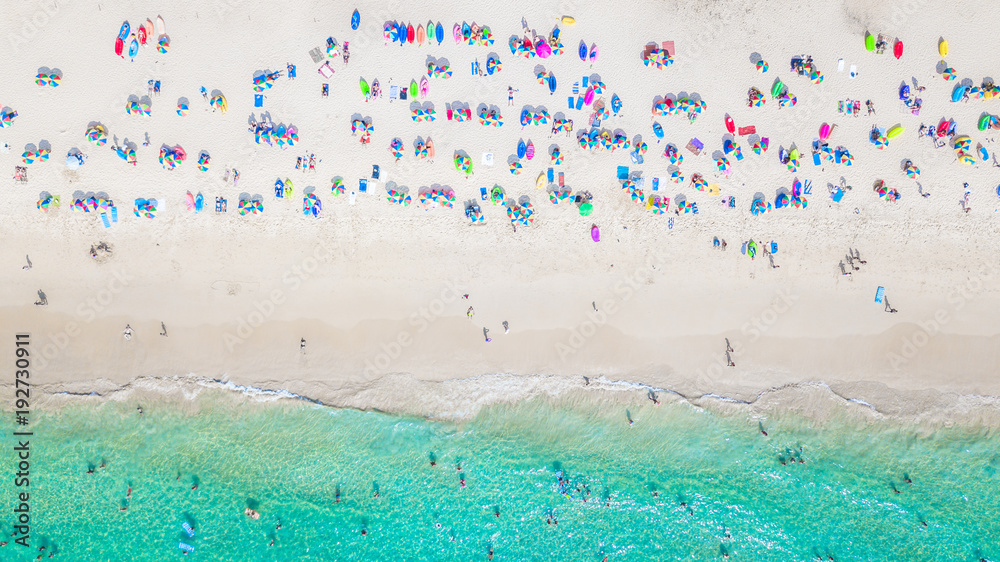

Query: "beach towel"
(568, 97), (575, 109)
(359, 178), (367, 193)
(254, 94), (263, 108)
(482, 153), (494, 166)
(288, 65), (296, 78)
(874, 286), (885, 303)
(112, 206), (118, 222)
(616, 166), (629, 180)
(480, 187), (488, 200)
(558, 172), (564, 187)
(100, 212), (111, 228)
(738, 126), (756, 135)
(662, 41), (675, 56)
(831, 188), (844, 202)
(652, 177), (659, 191)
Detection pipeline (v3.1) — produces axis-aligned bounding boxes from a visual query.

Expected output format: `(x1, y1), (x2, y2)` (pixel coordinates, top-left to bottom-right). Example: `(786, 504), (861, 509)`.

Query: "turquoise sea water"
(3, 392), (999, 561)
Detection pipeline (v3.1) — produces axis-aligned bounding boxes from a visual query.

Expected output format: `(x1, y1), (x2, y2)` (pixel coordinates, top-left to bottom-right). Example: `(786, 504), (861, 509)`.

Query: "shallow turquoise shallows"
(3, 395), (999, 561)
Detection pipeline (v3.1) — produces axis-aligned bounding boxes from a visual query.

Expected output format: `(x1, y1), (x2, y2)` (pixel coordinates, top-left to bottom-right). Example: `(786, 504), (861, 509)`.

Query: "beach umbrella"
(664, 144), (683, 164)
(551, 148), (563, 164)
(37, 147), (50, 162)
(197, 152), (211, 171)
(969, 86), (983, 100)
(716, 157), (730, 173)
(509, 160), (522, 175)
(958, 152), (976, 165)
(35, 72), (49, 86)
(670, 170), (684, 183)
(942, 68), (956, 81)
(176, 102), (189, 116)
(157, 35), (169, 53)
(210, 94), (228, 114)
(21, 150), (36, 164)
(756, 60), (768, 72)
(578, 202), (593, 216)
(953, 136), (972, 151)
(810, 71), (824, 84)
(591, 81), (606, 94)
(49, 73), (62, 87)
(331, 178), (345, 195)
(904, 162), (920, 178)
(0, 108), (17, 127)
(874, 134), (888, 149)
(779, 94), (797, 107)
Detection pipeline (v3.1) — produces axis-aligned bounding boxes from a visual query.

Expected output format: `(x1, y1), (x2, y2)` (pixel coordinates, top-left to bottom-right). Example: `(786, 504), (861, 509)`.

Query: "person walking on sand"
(483, 328), (491, 343)
(160, 322), (168, 337)
(23, 255), (32, 270)
(508, 86), (516, 106)
(726, 350), (735, 367)
(503, 321), (509, 334)
(123, 324), (133, 341)
(467, 306), (474, 318)
(884, 298), (898, 314)
(726, 338), (734, 353)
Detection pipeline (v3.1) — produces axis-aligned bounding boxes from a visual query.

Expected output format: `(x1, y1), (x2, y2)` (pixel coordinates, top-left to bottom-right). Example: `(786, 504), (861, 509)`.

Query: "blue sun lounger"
(874, 286), (885, 303)
(100, 212), (110, 228)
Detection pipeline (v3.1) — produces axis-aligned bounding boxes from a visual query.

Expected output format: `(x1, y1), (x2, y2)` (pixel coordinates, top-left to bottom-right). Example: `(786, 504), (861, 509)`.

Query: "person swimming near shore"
(245, 508), (260, 520)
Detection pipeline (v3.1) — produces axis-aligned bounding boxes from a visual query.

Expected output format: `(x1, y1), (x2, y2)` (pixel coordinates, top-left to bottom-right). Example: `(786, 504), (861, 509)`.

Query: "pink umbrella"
(174, 146), (187, 161)
(536, 41), (551, 58)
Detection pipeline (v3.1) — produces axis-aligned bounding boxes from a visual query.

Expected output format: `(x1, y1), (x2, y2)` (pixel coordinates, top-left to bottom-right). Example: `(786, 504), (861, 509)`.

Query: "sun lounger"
(616, 166), (629, 180)
(317, 62), (335, 78)
(547, 168), (554, 182)
(582, 77), (589, 88)
(558, 172), (564, 187)
(576, 97), (585, 110)
(254, 94), (263, 107)
(308, 47), (324, 63)
(568, 97), (574, 109)
(480, 187), (488, 200)
(372, 165), (380, 179)
(100, 212), (111, 228)
(111, 206), (118, 222)
(874, 286), (885, 303)
(359, 178), (367, 193)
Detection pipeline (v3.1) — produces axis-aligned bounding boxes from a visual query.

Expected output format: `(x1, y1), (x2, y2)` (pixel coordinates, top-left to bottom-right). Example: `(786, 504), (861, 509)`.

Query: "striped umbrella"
(664, 144), (683, 164)
(716, 157), (730, 173)
(49, 74), (61, 87)
(35, 73), (49, 86)
(21, 150), (36, 164)
(810, 71), (824, 84)
(942, 68), (956, 81)
(904, 162), (920, 178)
(157, 35), (170, 53)
(331, 179), (345, 196)
(874, 135), (888, 150)
(176, 102), (189, 116)
(551, 148), (563, 164)
(756, 60), (768, 72)
(37, 147), (50, 162)
(670, 170), (684, 183)
(509, 161), (522, 175)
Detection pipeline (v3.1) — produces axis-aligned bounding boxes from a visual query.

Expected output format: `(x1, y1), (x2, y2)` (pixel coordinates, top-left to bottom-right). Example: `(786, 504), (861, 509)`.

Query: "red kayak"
(725, 114), (735, 135)
(115, 37), (124, 57)
(893, 39), (903, 59)
(137, 25), (147, 45)
(407, 24), (414, 44)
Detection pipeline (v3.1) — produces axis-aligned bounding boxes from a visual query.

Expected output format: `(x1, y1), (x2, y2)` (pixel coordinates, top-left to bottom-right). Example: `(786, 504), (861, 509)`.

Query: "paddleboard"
(155, 15), (165, 36)
(417, 24), (425, 46)
(351, 9), (360, 30)
(118, 21), (130, 40)
(436, 22), (444, 45)
(589, 44), (598, 63)
(548, 74), (557, 94)
(526, 141), (535, 160)
(893, 39), (903, 59)
(653, 122), (663, 139)
(194, 194), (204, 212)
(115, 37), (124, 57)
(517, 139), (527, 158)
(453, 24), (461, 44)
(409, 79), (417, 99)
(579, 40), (587, 61)
(129, 38), (139, 59)
(419, 76), (428, 98)
(939, 39), (948, 57)
(407, 24), (414, 44)
(360, 77), (370, 97)
(725, 114), (735, 135)
(426, 138), (435, 158)
(138, 25), (147, 45)
(865, 33), (874, 52)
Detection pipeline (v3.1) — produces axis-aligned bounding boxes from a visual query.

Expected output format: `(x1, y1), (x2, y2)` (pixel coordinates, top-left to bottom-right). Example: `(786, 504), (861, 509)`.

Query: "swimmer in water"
(488, 546), (494, 560)
(460, 477), (467, 488)
(361, 529), (367, 536)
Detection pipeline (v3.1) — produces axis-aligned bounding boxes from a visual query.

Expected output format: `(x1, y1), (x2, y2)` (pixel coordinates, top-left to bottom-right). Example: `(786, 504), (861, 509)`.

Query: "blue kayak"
(398, 22), (406, 46)
(548, 74), (556, 94)
(194, 193), (204, 213)
(435, 22), (443, 45)
(351, 9), (360, 30)
(952, 85), (967, 103)
(517, 139), (527, 158)
(118, 21), (130, 41)
(578, 40), (587, 61)
(653, 122), (663, 139)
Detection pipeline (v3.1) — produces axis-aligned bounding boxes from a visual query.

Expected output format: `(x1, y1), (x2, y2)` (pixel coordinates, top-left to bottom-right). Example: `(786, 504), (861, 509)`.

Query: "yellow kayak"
(536, 172), (546, 189)
(938, 39), (948, 57)
(560, 16), (576, 25)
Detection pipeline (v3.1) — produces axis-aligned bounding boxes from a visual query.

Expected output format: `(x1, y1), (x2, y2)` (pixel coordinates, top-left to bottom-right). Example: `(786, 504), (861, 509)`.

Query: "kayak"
(653, 122), (663, 139)
(351, 9), (360, 30)
(406, 24), (414, 44)
(409, 79), (417, 99)
(526, 141), (535, 160)
(938, 39), (948, 57)
(115, 37), (124, 57)
(435, 22), (444, 45)
(548, 74), (557, 94)
(725, 114), (735, 135)
(865, 32), (874, 52)
(578, 40), (587, 61)
(517, 139), (526, 158)
(118, 21), (130, 40)
(360, 77), (370, 98)
(893, 39), (903, 59)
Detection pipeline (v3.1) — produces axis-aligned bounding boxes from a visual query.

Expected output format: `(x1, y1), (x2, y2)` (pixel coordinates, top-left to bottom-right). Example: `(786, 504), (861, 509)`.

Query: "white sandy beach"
(2, 0), (1000, 420)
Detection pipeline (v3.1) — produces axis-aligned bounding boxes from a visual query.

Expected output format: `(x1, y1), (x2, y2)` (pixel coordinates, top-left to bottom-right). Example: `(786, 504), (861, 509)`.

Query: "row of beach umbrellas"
(133, 198), (158, 218)
(252, 123), (299, 147)
(419, 187), (456, 209)
(158, 145), (186, 169)
(35, 71), (62, 87)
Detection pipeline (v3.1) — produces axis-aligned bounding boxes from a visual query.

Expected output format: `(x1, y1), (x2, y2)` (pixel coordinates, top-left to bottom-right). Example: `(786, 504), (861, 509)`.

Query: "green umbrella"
(578, 202), (593, 216)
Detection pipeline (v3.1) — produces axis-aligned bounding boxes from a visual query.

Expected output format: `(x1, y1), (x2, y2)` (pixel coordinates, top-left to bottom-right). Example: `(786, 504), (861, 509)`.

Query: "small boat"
(725, 114), (735, 135)
(128, 38), (139, 59)
(426, 138), (435, 159)
(517, 139), (527, 158)
(155, 15), (165, 36)
(453, 24), (461, 44)
(435, 22), (444, 45)
(893, 39), (903, 59)
(938, 38), (948, 57)
(137, 25), (147, 45)
(548, 74), (557, 94)
(419, 76), (428, 98)
(114, 37), (124, 57)
(360, 77), (370, 98)
(578, 40), (587, 61)
(561, 16), (576, 25)
(652, 122), (663, 139)
(416, 24), (425, 46)
(409, 79), (417, 99)
(536, 172), (546, 189)
(407, 24), (414, 44)
(588, 44), (599, 63)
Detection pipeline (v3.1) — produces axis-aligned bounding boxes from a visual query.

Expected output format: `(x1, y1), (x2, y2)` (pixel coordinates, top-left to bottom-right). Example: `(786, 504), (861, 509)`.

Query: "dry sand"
(1, 0), (999, 419)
